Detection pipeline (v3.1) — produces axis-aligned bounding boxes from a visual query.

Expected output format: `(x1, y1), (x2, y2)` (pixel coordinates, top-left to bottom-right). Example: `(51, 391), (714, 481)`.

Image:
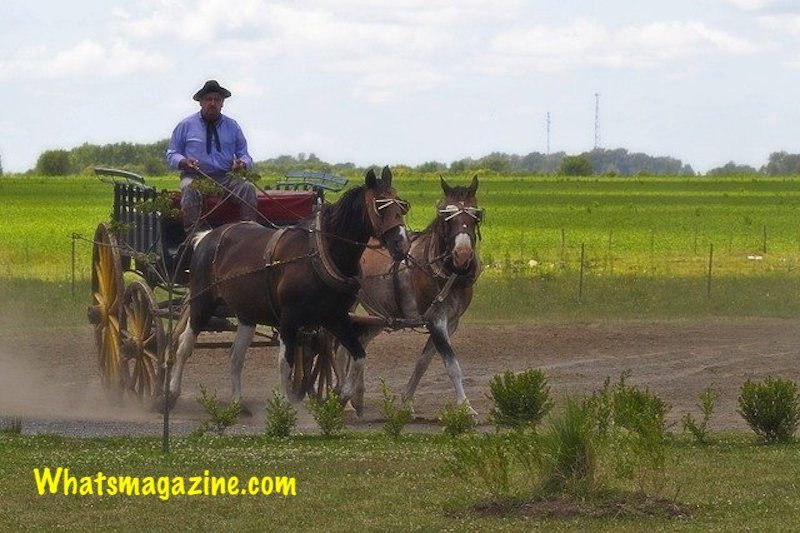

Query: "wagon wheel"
(87, 223), (125, 392)
(120, 280), (165, 399)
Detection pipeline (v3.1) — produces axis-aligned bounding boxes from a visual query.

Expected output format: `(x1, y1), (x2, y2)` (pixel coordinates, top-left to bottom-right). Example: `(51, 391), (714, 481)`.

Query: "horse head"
(364, 166), (410, 261)
(438, 175), (482, 273)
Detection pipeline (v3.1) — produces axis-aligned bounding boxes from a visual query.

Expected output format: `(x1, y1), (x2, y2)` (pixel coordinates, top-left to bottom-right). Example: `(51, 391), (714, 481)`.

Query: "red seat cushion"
(171, 190), (317, 226)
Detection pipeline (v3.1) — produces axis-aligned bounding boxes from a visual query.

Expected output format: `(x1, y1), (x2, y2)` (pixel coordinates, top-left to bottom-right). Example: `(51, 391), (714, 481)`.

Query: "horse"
(167, 166), (411, 412)
(335, 175), (482, 415)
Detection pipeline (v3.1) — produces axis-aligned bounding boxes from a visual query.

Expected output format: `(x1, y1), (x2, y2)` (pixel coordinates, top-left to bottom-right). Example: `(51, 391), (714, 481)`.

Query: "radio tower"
(594, 93), (601, 150)
(546, 111), (551, 155)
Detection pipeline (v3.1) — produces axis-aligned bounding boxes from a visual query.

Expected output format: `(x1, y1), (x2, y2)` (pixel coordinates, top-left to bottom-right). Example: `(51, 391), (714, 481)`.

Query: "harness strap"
(310, 210), (360, 293)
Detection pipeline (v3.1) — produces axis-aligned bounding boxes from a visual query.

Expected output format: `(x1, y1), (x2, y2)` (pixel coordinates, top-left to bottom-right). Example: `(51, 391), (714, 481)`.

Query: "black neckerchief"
(203, 117), (221, 154)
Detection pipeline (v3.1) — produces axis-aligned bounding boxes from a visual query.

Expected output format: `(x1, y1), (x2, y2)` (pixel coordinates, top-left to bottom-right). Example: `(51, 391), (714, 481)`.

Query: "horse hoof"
(351, 397), (364, 418)
(238, 403), (253, 418)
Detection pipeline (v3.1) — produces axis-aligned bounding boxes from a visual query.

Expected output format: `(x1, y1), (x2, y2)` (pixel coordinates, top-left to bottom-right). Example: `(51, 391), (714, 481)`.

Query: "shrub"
(682, 386), (718, 445)
(738, 376), (800, 444)
(583, 372), (671, 494)
(379, 379), (413, 440)
(440, 402), (477, 437)
(541, 399), (597, 494)
(488, 369), (553, 430)
(264, 389), (298, 438)
(306, 390), (345, 438)
(445, 434), (513, 498)
(583, 372), (672, 437)
(195, 386), (242, 436)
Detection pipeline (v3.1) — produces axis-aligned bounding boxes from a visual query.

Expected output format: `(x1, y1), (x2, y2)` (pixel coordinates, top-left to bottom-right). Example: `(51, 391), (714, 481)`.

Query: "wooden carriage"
(86, 167), (347, 401)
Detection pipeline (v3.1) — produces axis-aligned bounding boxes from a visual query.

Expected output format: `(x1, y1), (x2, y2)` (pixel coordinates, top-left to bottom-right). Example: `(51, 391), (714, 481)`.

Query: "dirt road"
(1, 318), (798, 435)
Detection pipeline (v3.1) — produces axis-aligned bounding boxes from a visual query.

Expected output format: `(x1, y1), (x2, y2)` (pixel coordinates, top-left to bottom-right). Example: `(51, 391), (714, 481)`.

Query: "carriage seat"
(170, 189), (317, 227)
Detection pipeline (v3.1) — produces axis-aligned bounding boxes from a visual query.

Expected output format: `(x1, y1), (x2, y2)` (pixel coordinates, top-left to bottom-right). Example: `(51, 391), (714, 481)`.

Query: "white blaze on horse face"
(452, 232), (474, 270)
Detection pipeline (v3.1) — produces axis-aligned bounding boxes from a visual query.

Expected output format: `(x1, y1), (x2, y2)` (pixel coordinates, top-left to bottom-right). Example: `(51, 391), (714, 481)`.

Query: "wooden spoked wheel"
(87, 223), (125, 392)
(120, 280), (165, 399)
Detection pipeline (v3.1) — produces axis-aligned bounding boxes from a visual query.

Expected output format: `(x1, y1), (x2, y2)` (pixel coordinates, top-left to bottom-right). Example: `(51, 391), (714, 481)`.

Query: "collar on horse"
(309, 210), (361, 293)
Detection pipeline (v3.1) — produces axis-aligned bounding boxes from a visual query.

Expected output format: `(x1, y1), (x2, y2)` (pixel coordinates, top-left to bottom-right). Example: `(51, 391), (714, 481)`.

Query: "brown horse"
(336, 176), (482, 415)
(168, 167), (410, 411)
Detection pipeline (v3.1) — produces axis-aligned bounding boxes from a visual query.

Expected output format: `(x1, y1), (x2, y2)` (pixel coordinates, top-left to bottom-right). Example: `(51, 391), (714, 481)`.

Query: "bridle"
(366, 189), (410, 243)
(437, 202), (484, 244)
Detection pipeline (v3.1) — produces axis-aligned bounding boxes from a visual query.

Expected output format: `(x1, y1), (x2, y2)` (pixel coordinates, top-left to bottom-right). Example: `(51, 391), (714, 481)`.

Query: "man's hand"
(179, 158), (200, 171)
(232, 159), (246, 172)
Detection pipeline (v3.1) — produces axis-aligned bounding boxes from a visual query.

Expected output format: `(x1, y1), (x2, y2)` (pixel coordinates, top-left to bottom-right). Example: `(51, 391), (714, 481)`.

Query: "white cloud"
(476, 19), (759, 74)
(725, 0), (778, 10)
(0, 40), (171, 81)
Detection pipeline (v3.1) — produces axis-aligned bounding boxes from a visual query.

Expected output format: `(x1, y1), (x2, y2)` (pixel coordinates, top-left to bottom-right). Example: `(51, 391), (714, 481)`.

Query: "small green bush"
(440, 402), (477, 437)
(445, 434), (512, 498)
(541, 399), (597, 494)
(488, 369), (553, 430)
(264, 389), (298, 438)
(738, 376), (800, 444)
(379, 379), (413, 440)
(583, 372), (671, 494)
(306, 390), (345, 438)
(682, 386), (718, 445)
(195, 386), (242, 436)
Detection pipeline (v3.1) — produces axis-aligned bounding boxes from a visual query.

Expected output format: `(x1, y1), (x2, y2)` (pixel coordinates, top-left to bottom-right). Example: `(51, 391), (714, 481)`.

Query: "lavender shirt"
(166, 112), (253, 178)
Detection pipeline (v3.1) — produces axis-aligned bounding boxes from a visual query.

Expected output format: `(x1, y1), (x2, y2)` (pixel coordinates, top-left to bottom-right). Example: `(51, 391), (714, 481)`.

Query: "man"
(166, 79), (258, 231)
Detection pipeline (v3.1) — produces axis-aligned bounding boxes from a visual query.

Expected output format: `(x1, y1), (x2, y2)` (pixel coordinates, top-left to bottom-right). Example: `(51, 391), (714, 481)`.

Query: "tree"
(415, 160), (447, 173)
(763, 151), (800, 175)
(36, 150), (73, 176)
(559, 154), (594, 176)
(707, 161), (759, 176)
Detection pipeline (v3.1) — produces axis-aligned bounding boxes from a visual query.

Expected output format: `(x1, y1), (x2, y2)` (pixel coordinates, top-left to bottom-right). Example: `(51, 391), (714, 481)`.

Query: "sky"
(1, 0), (800, 174)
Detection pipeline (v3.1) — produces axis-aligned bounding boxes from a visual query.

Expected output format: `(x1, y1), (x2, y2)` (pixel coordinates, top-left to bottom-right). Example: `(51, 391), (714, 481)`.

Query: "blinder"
(375, 198), (410, 215)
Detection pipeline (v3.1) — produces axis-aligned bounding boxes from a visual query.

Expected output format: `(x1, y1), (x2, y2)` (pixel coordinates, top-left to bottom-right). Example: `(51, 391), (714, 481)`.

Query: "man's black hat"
(193, 80), (232, 101)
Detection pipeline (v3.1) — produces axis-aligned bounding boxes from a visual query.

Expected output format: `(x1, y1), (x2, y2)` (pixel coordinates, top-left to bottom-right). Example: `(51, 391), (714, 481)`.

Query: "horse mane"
(323, 184), (367, 235)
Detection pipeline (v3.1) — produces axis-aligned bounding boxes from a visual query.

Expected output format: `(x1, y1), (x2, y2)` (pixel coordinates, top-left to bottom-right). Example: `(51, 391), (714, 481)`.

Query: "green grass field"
(2, 432), (800, 530)
(2, 172), (800, 322)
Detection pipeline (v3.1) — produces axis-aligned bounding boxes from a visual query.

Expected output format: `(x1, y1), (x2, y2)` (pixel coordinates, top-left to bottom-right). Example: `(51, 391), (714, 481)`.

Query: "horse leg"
(333, 324), (381, 406)
(428, 317), (477, 416)
(277, 321), (302, 404)
(229, 323), (256, 416)
(329, 319), (367, 416)
(402, 336), (436, 406)
(403, 315), (459, 403)
(167, 311), (197, 410)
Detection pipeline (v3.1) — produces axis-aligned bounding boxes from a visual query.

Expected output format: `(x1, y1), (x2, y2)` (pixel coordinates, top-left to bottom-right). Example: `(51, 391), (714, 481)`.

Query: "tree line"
(16, 141), (800, 177)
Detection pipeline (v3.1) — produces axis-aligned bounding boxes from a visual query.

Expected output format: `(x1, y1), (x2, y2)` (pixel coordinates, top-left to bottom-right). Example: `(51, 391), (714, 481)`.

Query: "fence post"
(71, 234), (76, 298)
(579, 243), (585, 302)
(607, 228), (613, 273)
(560, 228), (566, 263)
(706, 243), (714, 298)
(763, 224), (767, 255)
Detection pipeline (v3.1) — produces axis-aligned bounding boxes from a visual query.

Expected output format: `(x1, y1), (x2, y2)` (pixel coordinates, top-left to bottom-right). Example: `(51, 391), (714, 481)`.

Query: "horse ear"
(365, 168), (377, 188)
(381, 165), (392, 185)
(440, 176), (452, 195)
(468, 174), (479, 195)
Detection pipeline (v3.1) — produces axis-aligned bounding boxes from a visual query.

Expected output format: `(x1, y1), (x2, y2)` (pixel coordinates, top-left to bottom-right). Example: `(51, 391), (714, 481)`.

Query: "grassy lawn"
(1, 431), (799, 530)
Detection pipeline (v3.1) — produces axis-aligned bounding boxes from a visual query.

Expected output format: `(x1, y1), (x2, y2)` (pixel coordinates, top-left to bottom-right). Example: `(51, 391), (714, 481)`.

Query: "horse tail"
(191, 229), (212, 249)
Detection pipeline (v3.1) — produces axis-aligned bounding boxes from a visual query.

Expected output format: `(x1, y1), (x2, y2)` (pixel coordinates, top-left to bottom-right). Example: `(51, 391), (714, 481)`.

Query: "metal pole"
(707, 243), (714, 298)
(579, 243), (585, 302)
(71, 234), (76, 298)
